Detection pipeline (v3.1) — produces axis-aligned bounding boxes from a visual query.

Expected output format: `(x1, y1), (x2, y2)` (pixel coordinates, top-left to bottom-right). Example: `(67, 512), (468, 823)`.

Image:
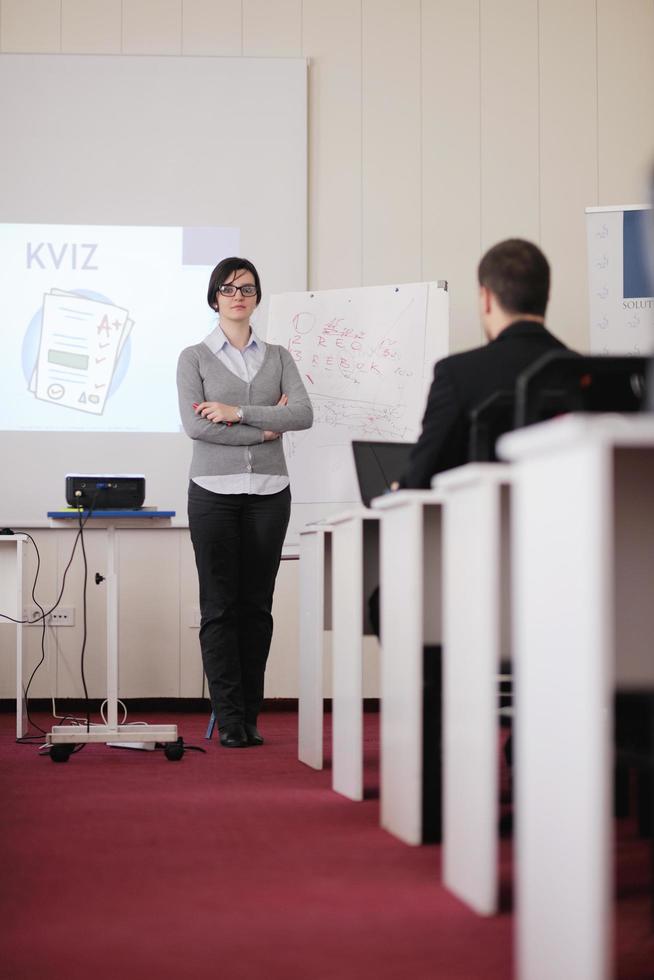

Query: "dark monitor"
(468, 390), (515, 462)
(351, 440), (414, 508)
(515, 352), (649, 428)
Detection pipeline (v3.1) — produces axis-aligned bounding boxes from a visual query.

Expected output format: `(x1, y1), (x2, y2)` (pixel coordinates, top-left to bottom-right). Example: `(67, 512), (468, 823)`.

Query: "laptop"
(351, 440), (414, 508)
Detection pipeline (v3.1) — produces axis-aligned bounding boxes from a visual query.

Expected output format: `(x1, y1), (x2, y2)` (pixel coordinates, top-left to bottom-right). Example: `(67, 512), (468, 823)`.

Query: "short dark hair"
(478, 239), (550, 317)
(207, 256), (262, 310)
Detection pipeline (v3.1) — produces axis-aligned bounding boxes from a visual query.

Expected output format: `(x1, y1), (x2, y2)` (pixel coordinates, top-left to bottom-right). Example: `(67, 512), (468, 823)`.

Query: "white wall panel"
(179, 530), (204, 698)
(422, 0), (481, 353)
(0, 623), (17, 698)
(62, 0), (122, 54)
(597, 0), (654, 205)
(123, 0), (182, 55)
(362, 0), (421, 286)
(243, 0), (302, 57)
(539, 0), (598, 352)
(182, 0), (243, 56)
(54, 528), (108, 699)
(303, 0), (362, 289)
(480, 0), (539, 250)
(265, 559), (300, 696)
(1, 0), (60, 52)
(117, 529), (181, 697)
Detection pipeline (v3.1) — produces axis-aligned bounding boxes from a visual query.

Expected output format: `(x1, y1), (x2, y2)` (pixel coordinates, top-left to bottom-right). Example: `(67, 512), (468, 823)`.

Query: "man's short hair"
(478, 239), (550, 317)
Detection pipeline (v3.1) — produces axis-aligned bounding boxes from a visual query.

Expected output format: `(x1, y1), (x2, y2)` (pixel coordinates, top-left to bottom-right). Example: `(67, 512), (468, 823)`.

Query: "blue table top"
(47, 509), (176, 519)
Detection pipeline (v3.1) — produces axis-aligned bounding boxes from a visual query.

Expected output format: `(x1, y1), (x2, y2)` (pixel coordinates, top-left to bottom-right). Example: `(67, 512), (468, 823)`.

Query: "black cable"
(153, 741), (206, 755)
(12, 524), (86, 741)
(15, 531), (48, 736)
(4, 494), (99, 743)
(77, 504), (91, 731)
(76, 491), (101, 733)
(0, 506), (97, 625)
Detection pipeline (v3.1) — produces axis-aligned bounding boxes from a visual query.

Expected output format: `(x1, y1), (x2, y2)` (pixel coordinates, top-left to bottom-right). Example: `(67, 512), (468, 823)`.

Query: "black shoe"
(244, 723), (264, 746)
(219, 724), (248, 748)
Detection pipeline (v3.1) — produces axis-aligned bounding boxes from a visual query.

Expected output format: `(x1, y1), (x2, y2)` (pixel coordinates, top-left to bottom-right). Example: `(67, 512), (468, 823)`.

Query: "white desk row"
(297, 414), (654, 980)
(298, 474), (506, 853)
(298, 507), (379, 800)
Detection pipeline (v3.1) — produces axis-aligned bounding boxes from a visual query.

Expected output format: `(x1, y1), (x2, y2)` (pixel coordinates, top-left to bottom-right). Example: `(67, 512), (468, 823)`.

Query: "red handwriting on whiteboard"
(379, 338), (400, 360)
(286, 311), (411, 383)
(321, 317), (346, 335)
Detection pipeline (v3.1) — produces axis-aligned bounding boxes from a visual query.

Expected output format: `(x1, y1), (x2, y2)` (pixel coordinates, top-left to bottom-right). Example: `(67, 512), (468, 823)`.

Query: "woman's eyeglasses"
(218, 284), (257, 297)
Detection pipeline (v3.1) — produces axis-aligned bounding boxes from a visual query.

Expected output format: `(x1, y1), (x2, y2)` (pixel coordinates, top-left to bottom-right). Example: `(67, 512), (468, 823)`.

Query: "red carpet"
(0, 710), (652, 980)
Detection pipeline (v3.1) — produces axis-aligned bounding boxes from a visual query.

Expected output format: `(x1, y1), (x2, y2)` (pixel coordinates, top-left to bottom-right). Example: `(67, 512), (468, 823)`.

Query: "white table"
(298, 523), (333, 770)
(329, 508), (380, 801)
(372, 490), (443, 844)
(0, 534), (27, 738)
(435, 463), (512, 915)
(498, 414), (654, 980)
(44, 511), (179, 759)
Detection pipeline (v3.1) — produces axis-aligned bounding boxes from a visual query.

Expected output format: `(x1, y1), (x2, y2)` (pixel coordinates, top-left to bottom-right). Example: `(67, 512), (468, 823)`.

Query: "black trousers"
(188, 481), (291, 729)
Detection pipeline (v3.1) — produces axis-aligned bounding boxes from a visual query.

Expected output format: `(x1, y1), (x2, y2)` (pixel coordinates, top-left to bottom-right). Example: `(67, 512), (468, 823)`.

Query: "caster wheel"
(164, 738), (184, 762)
(50, 744), (74, 763)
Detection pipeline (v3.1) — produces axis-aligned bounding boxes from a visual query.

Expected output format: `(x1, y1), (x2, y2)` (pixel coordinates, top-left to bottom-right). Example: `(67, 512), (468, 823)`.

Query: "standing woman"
(177, 258), (313, 748)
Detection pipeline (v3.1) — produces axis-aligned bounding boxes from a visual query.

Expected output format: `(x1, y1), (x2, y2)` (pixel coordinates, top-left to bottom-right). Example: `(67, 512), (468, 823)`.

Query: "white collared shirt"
(192, 322), (290, 496)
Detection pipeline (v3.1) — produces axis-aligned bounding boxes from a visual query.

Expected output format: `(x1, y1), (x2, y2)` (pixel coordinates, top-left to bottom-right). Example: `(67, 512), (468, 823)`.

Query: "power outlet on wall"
(24, 606), (75, 627)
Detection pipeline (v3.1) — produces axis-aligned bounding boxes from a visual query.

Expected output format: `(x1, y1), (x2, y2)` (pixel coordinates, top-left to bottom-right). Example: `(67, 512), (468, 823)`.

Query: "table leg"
(380, 505), (425, 843)
(299, 532), (327, 769)
(443, 482), (502, 914)
(106, 525), (119, 731)
(514, 447), (611, 980)
(332, 520), (364, 800)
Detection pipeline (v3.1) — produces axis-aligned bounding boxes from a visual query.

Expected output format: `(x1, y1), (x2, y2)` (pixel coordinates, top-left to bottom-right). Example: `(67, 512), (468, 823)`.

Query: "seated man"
(371, 237), (573, 634)
(402, 237), (571, 488)
(371, 239), (575, 840)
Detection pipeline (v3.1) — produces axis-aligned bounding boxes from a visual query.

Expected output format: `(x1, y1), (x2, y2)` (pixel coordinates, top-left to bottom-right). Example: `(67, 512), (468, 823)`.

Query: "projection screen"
(0, 54), (307, 522)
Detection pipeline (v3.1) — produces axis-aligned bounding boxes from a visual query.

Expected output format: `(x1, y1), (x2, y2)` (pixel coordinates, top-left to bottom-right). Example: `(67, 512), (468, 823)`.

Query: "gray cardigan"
(176, 340), (313, 480)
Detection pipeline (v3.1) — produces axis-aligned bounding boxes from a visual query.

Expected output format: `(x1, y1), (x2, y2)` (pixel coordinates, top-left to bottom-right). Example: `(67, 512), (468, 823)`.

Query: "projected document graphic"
(26, 289), (134, 415)
(1, 223), (239, 432)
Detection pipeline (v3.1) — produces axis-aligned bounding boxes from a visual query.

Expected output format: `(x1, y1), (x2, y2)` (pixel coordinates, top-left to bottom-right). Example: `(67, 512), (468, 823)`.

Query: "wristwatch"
(235, 407), (244, 422)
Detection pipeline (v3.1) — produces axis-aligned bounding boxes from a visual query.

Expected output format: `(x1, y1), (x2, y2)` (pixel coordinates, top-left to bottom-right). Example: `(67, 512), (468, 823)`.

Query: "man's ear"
(479, 284), (493, 315)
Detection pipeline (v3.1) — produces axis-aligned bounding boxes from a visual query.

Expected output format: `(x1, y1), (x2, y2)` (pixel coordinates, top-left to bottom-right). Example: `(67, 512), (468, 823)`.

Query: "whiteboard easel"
(266, 281), (449, 540)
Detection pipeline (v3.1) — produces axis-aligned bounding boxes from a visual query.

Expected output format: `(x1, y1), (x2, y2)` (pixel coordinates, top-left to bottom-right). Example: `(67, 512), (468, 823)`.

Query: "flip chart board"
(266, 281), (449, 537)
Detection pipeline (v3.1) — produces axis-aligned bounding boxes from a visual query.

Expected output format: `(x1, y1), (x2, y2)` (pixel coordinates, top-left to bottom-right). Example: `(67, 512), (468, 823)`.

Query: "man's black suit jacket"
(402, 320), (569, 489)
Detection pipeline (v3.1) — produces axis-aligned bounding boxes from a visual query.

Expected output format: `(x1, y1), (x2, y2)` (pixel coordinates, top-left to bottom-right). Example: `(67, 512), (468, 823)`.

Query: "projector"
(65, 474), (146, 510)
